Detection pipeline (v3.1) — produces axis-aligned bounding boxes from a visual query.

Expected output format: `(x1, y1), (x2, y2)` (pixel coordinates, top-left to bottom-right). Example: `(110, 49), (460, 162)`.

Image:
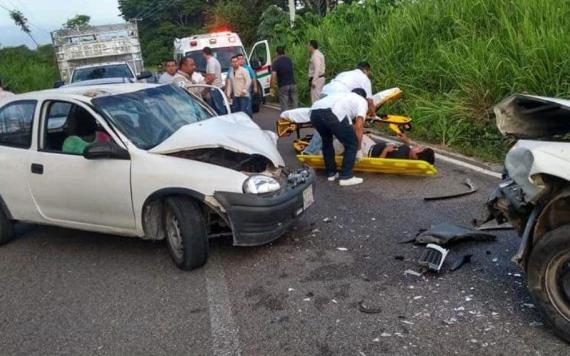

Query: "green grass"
(0, 45), (60, 93)
(285, 0), (570, 161)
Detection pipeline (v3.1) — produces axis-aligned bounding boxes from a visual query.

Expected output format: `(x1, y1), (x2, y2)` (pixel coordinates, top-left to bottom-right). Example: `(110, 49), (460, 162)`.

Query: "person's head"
(179, 56), (196, 75)
(202, 46), (212, 59)
(165, 59), (177, 75)
(411, 146), (435, 164)
(236, 53), (246, 66)
(276, 46), (285, 56)
(357, 61), (372, 77)
(308, 40), (318, 53)
(231, 54), (240, 69)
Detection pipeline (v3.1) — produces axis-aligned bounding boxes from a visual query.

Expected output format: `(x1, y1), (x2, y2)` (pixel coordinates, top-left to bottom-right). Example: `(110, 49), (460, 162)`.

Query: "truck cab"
(174, 32), (272, 98)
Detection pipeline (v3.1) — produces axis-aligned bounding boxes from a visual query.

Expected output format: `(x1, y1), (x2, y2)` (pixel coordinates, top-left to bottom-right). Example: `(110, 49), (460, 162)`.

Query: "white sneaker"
(339, 176), (363, 186)
(327, 173), (339, 182)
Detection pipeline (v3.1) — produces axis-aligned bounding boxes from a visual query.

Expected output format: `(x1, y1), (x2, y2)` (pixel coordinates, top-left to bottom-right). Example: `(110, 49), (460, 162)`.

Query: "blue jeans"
(303, 131), (322, 155)
(232, 96), (252, 117)
(208, 89), (228, 115)
(310, 109), (357, 179)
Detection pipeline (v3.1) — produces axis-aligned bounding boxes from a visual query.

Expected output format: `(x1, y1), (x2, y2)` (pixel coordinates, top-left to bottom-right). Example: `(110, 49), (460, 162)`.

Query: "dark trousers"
(278, 84), (299, 111)
(310, 109), (357, 179)
(232, 96), (252, 117)
(208, 89), (228, 115)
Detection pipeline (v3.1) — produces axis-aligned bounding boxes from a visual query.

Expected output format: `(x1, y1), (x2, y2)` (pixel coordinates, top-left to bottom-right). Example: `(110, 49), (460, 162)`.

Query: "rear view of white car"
(0, 84), (315, 270)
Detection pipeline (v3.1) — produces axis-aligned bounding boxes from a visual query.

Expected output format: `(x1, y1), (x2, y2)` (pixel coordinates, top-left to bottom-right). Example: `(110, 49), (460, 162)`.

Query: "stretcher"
(296, 155), (438, 176)
(276, 88), (437, 176)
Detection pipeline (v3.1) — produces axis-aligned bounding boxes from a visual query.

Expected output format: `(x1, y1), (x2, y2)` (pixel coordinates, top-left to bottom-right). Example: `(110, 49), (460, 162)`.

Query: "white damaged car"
(488, 94), (570, 341)
(0, 84), (315, 270)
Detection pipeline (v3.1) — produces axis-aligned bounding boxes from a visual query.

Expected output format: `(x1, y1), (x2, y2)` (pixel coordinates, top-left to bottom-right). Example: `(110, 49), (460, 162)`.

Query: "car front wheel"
(164, 197), (208, 270)
(527, 224), (570, 343)
(0, 206), (15, 245)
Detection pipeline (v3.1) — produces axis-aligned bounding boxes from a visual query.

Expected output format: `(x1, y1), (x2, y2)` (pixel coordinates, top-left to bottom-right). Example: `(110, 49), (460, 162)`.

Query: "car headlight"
(243, 175), (281, 194)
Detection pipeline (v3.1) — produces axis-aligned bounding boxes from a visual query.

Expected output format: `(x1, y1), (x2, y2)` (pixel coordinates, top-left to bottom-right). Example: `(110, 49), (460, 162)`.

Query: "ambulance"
(174, 32), (272, 112)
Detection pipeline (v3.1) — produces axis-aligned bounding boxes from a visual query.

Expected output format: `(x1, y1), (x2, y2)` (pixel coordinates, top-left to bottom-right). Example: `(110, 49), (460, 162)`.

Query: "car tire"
(0, 207), (15, 246)
(164, 197), (208, 271)
(527, 224), (570, 343)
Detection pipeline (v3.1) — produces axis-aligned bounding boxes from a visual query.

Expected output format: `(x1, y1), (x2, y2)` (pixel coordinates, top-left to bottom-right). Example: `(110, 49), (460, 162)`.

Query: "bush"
(283, 0), (570, 160)
(0, 45), (59, 93)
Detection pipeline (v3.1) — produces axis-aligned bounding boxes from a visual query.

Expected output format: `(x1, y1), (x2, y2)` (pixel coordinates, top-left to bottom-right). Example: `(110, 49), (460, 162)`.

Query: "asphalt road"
(0, 107), (568, 355)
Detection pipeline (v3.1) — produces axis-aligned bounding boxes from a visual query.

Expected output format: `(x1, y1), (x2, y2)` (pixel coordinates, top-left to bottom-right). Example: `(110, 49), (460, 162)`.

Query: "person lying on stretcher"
(331, 132), (436, 164)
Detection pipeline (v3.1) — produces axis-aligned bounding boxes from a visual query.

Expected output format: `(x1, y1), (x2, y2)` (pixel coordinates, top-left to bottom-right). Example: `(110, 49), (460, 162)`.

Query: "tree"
(9, 10), (38, 47)
(63, 15), (91, 30)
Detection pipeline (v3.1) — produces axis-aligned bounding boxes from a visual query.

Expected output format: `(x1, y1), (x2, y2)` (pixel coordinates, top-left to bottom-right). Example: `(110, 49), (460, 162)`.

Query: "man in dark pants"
(271, 46), (298, 111)
(310, 88), (374, 186)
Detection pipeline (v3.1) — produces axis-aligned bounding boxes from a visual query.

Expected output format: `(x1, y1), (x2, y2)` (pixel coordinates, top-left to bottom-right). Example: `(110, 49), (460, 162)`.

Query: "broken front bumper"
(214, 168), (316, 246)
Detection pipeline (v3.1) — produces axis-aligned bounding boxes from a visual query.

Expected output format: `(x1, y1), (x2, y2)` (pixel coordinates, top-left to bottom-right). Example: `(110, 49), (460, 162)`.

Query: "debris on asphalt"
(381, 332), (392, 337)
(492, 257), (498, 263)
(443, 318), (457, 325)
(418, 243), (449, 272)
(404, 269), (423, 277)
(475, 219), (514, 231)
(529, 321), (544, 327)
(288, 288), (295, 292)
(413, 296), (423, 300)
(303, 298), (311, 302)
(394, 255), (405, 261)
(415, 223), (496, 246)
(450, 254), (473, 271)
(323, 217), (332, 223)
(358, 300), (382, 314)
(337, 247), (348, 251)
(522, 303), (535, 309)
(424, 178), (478, 201)
(312, 228), (320, 233)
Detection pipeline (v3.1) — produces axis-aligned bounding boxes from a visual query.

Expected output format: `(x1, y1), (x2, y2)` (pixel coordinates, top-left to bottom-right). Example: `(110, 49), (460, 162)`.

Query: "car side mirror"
(53, 81), (65, 88)
(250, 59), (262, 70)
(83, 141), (130, 160)
(136, 71), (153, 80)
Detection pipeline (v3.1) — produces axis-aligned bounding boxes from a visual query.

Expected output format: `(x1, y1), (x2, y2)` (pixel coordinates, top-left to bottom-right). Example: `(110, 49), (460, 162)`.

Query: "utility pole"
(288, 0), (295, 27)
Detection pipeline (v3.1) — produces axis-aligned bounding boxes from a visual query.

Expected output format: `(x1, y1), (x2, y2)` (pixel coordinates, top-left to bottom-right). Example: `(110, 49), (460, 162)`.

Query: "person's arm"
(380, 144), (397, 158)
(354, 116), (364, 150)
(243, 69), (252, 97)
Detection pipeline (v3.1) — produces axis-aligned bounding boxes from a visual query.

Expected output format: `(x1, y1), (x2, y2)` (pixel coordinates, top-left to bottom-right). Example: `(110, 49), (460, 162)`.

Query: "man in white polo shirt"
(202, 46), (227, 115)
(310, 88), (375, 186)
(320, 61), (372, 98)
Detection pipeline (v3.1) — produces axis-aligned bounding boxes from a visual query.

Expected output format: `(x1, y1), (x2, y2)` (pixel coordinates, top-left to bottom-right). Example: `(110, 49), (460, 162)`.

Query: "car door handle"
(31, 163), (44, 175)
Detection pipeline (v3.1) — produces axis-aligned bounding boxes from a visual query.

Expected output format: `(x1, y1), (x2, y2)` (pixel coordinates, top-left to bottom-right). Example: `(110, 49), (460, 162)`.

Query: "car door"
(248, 40), (272, 97)
(27, 99), (136, 232)
(0, 100), (41, 221)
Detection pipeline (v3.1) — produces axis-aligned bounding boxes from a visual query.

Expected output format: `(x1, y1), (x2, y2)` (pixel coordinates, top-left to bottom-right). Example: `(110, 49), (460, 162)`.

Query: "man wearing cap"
(310, 88), (375, 186)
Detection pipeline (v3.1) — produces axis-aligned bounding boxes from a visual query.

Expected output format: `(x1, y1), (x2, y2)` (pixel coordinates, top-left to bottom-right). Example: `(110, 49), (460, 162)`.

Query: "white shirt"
(321, 69), (372, 97)
(158, 72), (176, 84)
(311, 92), (368, 123)
(0, 88), (15, 99)
(309, 49), (325, 77)
(206, 56), (223, 88)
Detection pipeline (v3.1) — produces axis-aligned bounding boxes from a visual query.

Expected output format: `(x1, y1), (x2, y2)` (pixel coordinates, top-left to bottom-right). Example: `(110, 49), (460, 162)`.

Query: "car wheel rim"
(545, 251), (570, 322)
(165, 209), (184, 263)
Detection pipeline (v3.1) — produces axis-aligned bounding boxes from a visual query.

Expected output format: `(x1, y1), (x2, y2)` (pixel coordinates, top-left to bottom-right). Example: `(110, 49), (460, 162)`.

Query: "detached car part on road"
(0, 84), (315, 270)
(487, 94), (570, 342)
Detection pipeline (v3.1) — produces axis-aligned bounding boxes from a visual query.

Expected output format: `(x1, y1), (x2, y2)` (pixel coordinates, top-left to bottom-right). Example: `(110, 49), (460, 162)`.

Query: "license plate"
(303, 186), (314, 210)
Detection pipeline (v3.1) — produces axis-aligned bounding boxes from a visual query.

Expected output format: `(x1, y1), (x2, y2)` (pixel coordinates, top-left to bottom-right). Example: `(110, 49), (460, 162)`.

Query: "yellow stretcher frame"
(297, 155), (438, 176)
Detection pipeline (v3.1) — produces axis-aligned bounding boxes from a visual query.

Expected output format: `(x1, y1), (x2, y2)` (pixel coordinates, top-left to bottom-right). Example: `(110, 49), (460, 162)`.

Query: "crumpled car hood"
(494, 94), (570, 139)
(505, 140), (570, 202)
(149, 112), (285, 167)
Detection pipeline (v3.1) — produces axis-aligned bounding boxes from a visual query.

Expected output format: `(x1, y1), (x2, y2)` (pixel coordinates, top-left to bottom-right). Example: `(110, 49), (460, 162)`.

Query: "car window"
(185, 46), (245, 73)
(93, 85), (214, 149)
(43, 101), (112, 155)
(0, 100), (36, 148)
(72, 64), (134, 83)
(251, 44), (267, 66)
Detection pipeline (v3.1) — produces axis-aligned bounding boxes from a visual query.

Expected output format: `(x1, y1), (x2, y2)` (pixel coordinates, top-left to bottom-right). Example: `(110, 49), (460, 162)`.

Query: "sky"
(0, 0), (123, 48)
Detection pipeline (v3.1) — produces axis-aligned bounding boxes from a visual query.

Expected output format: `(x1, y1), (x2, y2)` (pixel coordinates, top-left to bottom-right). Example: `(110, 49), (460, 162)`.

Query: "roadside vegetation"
(0, 45), (59, 93)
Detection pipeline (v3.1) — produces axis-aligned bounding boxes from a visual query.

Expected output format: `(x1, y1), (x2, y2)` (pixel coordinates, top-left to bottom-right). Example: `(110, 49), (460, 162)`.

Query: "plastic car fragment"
(415, 223), (496, 246)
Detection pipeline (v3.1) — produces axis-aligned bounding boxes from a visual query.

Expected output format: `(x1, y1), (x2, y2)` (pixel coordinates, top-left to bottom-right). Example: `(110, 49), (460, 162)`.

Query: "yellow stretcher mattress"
(297, 155), (438, 176)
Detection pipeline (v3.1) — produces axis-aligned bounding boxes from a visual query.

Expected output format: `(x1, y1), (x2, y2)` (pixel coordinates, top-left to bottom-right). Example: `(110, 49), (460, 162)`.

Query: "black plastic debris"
(424, 178), (478, 201)
(450, 254), (473, 271)
(415, 223), (496, 246)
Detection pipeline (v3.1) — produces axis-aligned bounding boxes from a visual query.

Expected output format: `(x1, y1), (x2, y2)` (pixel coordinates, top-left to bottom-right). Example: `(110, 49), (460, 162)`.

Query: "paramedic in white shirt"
(310, 88), (375, 186)
(320, 62), (372, 98)
(158, 59), (178, 84)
